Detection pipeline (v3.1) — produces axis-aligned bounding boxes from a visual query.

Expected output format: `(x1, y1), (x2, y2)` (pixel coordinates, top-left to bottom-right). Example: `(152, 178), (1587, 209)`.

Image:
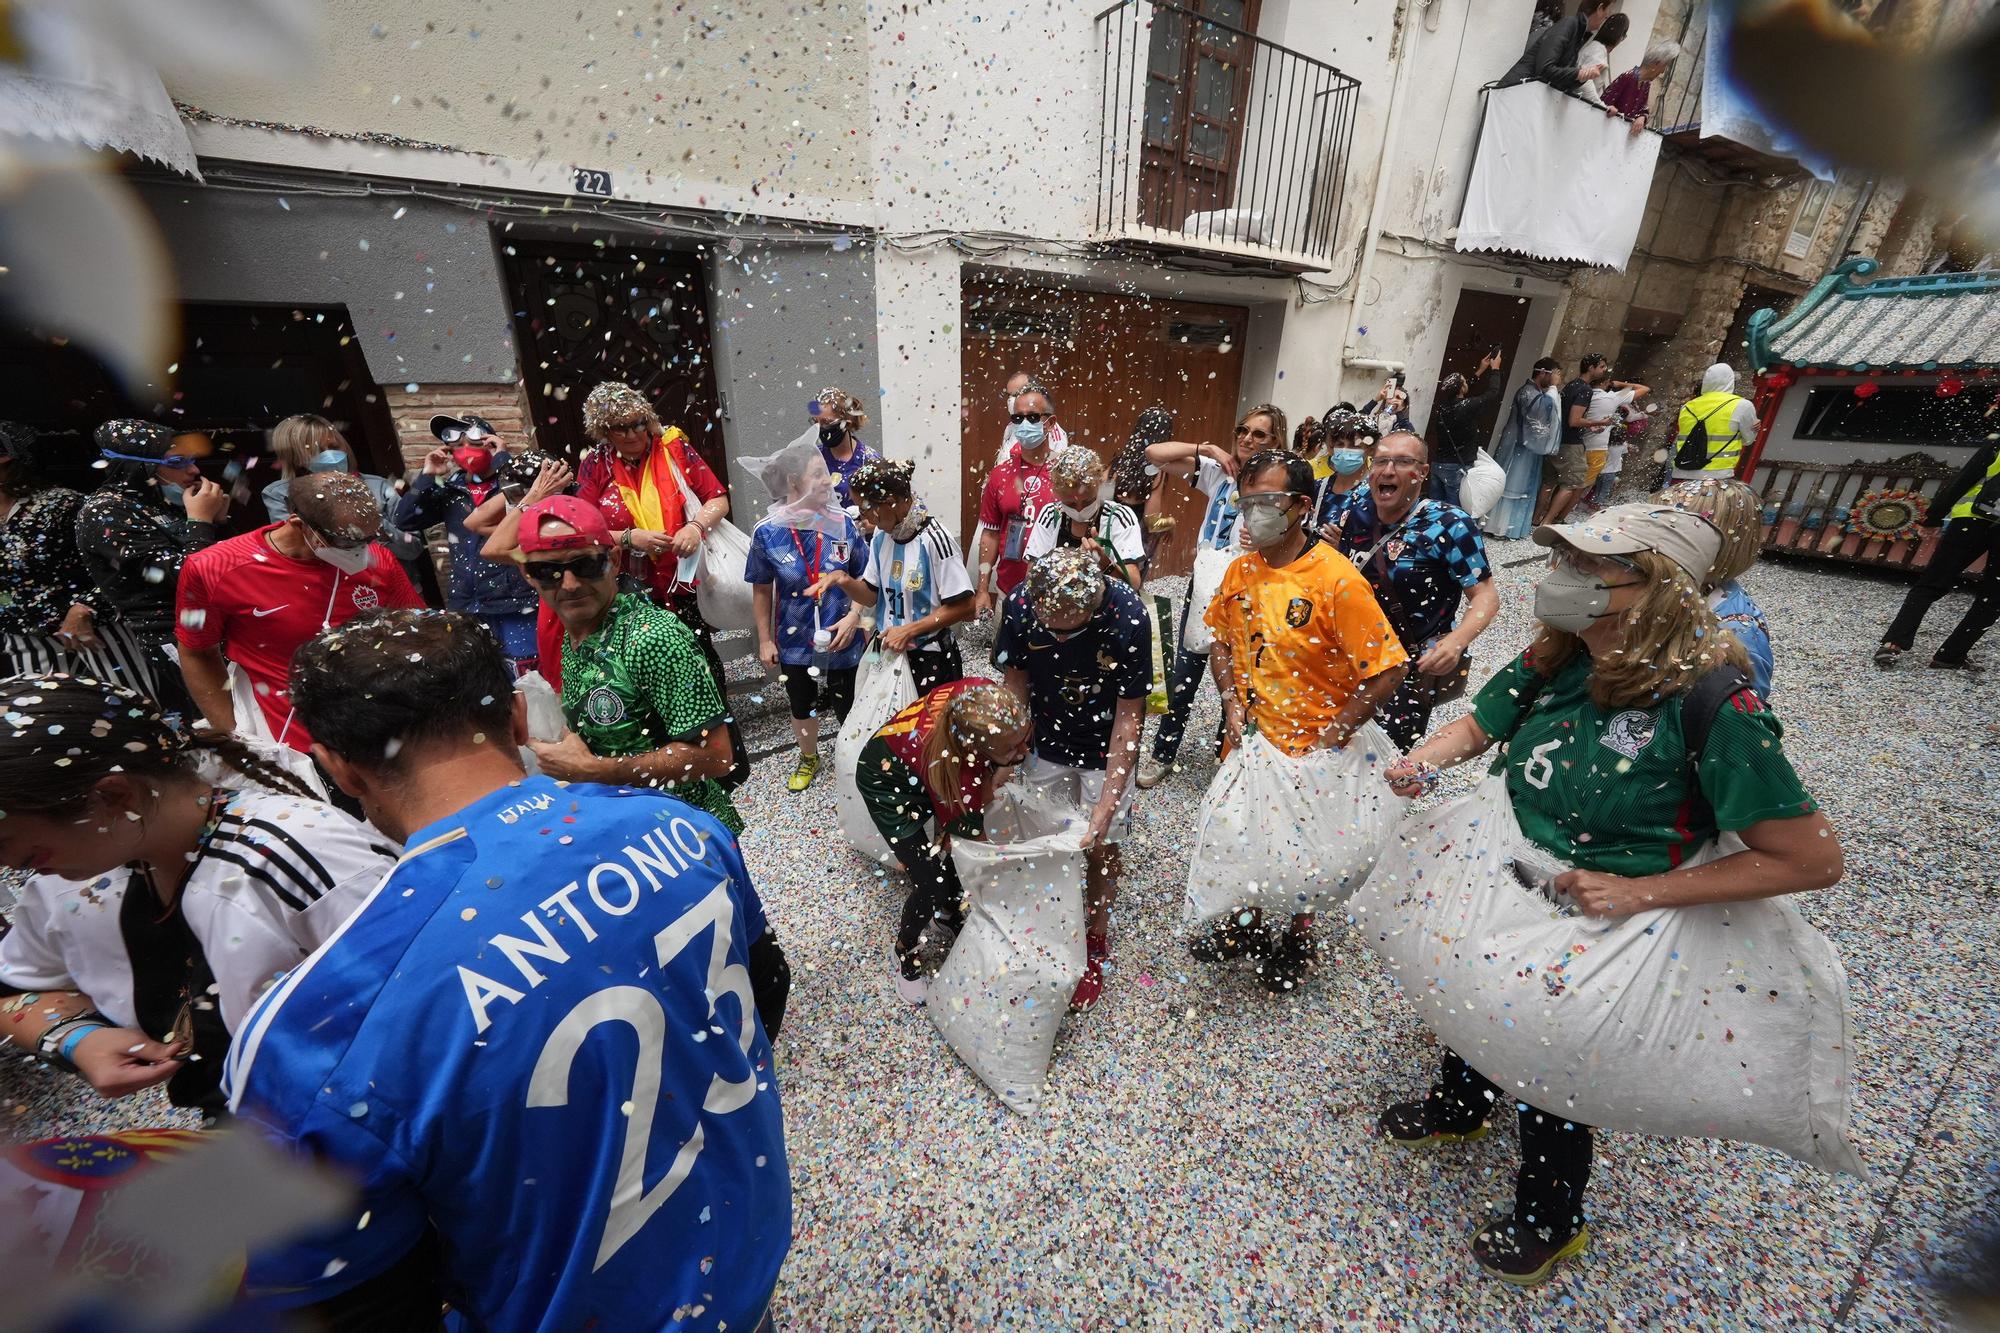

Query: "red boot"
(1069, 932), (1109, 1014)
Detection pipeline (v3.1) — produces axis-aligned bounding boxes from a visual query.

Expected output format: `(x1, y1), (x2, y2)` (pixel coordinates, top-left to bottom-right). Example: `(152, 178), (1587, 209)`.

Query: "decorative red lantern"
(1852, 381), (1878, 399)
(1936, 376), (1964, 397)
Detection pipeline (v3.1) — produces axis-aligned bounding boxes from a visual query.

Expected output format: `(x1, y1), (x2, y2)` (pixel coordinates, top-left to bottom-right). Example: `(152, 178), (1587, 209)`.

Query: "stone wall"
(381, 383), (535, 476)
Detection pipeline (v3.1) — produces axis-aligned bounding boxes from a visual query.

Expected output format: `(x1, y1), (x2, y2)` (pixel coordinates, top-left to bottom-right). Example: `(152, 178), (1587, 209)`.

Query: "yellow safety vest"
(1674, 391), (1749, 473)
(1947, 448), (2000, 522)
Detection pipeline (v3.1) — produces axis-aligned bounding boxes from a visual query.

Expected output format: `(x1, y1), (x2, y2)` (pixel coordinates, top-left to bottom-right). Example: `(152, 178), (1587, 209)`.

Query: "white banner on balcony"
(1455, 83), (1661, 271)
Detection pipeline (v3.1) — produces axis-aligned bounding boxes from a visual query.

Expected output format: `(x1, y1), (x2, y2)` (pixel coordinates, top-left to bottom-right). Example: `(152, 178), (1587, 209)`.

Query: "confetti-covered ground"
(6, 550), (1994, 1328)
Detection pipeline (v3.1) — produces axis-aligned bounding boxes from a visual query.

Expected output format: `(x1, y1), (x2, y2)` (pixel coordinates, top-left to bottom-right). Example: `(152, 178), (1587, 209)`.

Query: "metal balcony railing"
(1094, 0), (1360, 266)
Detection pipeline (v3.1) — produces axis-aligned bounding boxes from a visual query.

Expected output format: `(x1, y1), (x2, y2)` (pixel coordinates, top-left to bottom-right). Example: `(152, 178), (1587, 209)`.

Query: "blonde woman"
(575, 381), (730, 613)
(1656, 477), (1773, 695)
(1377, 504), (1840, 1284)
(262, 414), (439, 606)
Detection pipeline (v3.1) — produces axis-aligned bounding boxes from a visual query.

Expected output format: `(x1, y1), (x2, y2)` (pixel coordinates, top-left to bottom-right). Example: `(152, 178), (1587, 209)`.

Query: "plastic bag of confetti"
(1179, 543), (1235, 654)
(929, 781), (1088, 1115)
(1183, 722), (1403, 927)
(515, 671), (566, 742)
(833, 649), (918, 861)
(1348, 775), (1865, 1176)
(693, 518), (758, 632)
(1459, 449), (1506, 520)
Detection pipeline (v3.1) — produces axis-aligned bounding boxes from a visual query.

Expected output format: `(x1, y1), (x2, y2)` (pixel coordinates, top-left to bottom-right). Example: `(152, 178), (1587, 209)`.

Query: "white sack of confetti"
(1459, 449), (1506, 520)
(1350, 775), (1865, 1177)
(514, 671), (566, 742)
(1179, 544), (1235, 654)
(833, 649), (918, 861)
(929, 782), (1087, 1116)
(693, 518), (758, 631)
(1183, 722), (1403, 927)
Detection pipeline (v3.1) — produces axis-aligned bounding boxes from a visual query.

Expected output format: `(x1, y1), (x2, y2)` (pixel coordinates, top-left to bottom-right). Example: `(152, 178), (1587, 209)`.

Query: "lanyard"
(789, 528), (824, 586)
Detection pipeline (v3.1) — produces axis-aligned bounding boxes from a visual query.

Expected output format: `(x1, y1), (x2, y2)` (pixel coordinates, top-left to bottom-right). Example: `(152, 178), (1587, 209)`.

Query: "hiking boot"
(1872, 643), (1904, 669)
(1377, 1098), (1491, 1147)
(786, 753), (822, 792)
(1255, 928), (1318, 994)
(1135, 754), (1170, 790)
(1188, 909), (1275, 964)
(1469, 1217), (1590, 1286)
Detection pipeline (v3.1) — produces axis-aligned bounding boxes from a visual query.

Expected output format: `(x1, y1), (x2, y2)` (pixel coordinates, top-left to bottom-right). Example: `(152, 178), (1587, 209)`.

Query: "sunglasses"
(603, 419), (650, 435)
(1234, 425), (1272, 439)
(522, 551), (612, 586)
(1009, 412), (1049, 425)
(100, 448), (198, 470)
(436, 424), (494, 444)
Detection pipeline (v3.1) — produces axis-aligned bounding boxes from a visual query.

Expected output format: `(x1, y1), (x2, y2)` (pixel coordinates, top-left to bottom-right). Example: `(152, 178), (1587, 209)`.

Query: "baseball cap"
(430, 413), (498, 443)
(1534, 502), (1722, 583)
(516, 495), (614, 554)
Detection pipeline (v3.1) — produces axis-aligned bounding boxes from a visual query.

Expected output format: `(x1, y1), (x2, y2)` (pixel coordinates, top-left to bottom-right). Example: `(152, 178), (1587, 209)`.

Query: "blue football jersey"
(225, 776), (790, 1331)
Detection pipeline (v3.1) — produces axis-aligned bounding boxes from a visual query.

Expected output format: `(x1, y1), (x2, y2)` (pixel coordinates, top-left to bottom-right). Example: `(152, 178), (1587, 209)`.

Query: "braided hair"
(0, 674), (315, 820)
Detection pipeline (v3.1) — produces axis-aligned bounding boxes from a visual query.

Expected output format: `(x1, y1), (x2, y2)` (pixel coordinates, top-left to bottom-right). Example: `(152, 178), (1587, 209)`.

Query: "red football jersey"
(175, 524), (421, 749)
(976, 445), (1057, 594)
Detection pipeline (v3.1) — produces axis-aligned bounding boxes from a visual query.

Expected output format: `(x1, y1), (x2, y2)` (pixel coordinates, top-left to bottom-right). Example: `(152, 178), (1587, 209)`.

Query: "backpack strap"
(1678, 661), (1753, 838)
(1681, 662), (1752, 761)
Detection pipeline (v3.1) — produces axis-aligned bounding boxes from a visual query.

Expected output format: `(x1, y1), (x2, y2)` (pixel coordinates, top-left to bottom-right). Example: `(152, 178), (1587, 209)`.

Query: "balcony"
(1093, 0), (1360, 272)
(1650, 5), (1833, 179)
(1454, 81), (1663, 270)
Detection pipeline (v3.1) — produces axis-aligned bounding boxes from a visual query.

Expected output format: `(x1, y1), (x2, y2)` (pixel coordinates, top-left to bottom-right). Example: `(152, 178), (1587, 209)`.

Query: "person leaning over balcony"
(1575, 11), (1629, 106)
(1603, 39), (1682, 135)
(1497, 0), (1613, 92)
(1874, 396), (2000, 673)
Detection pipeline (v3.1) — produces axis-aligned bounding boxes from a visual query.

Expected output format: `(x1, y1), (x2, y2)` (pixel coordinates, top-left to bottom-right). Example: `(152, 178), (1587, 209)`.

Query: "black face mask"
(818, 422), (847, 448)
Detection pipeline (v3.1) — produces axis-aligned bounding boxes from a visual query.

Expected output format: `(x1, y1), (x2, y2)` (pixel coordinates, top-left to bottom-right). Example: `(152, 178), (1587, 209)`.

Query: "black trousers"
(1376, 674), (1436, 751)
(889, 818), (965, 981)
(667, 598), (751, 789)
(905, 639), (965, 696)
(778, 663), (857, 724)
(1882, 520), (2000, 661)
(1429, 1049), (1593, 1238)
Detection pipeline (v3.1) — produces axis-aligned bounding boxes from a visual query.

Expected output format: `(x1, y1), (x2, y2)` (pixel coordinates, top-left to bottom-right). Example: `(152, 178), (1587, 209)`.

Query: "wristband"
(58, 1023), (105, 1065)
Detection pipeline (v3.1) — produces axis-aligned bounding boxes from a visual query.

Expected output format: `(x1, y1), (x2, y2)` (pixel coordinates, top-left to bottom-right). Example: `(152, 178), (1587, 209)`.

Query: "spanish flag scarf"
(608, 426), (693, 532)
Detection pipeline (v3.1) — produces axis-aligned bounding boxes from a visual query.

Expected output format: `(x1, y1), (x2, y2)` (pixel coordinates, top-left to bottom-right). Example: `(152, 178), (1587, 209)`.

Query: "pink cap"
(517, 495), (614, 553)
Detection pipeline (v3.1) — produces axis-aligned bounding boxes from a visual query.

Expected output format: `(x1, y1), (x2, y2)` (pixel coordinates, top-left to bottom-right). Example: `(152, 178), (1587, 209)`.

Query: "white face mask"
(1534, 562), (1622, 632)
(1060, 499), (1104, 522)
(309, 540), (373, 575)
(1241, 498), (1297, 548)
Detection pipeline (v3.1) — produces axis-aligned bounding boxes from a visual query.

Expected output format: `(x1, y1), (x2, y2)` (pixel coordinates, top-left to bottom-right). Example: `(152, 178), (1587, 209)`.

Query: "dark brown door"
(959, 274), (1247, 579)
(1138, 0), (1263, 232)
(1426, 288), (1533, 454)
(501, 239), (728, 480)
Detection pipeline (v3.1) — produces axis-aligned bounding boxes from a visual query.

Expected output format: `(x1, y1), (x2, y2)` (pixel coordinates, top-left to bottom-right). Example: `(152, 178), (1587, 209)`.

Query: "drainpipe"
(1337, 0), (1423, 399)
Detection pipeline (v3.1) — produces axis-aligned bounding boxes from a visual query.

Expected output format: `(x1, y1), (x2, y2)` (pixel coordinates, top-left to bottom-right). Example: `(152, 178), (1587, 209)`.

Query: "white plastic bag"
(1183, 722), (1404, 927)
(1180, 544), (1236, 654)
(215, 663), (329, 801)
(1459, 449), (1505, 520)
(1347, 775), (1865, 1176)
(833, 650), (919, 861)
(515, 671), (567, 743)
(693, 519), (757, 631)
(928, 782), (1088, 1115)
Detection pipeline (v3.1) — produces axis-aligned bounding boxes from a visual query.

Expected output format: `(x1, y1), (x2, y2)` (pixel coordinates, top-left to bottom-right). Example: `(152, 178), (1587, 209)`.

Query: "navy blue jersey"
(226, 776), (790, 1331)
(993, 579), (1152, 769)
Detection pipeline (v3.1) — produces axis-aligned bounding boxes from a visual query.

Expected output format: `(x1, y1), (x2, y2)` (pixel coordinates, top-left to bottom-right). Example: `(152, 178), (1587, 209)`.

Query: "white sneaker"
(1135, 755), (1169, 790)
(895, 972), (928, 1006)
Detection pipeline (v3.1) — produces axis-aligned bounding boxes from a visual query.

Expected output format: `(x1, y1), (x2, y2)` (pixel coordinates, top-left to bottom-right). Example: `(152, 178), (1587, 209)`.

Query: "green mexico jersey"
(559, 593), (743, 833)
(1470, 649), (1816, 876)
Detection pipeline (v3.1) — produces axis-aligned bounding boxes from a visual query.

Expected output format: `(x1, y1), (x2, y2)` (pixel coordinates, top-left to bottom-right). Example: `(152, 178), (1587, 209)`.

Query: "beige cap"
(1534, 502), (1722, 583)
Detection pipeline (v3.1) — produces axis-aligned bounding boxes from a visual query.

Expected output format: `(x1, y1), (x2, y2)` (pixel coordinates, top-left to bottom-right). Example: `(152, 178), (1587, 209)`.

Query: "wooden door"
(502, 240), (728, 480)
(1138, 0), (1262, 232)
(1426, 288), (1533, 453)
(959, 275), (1248, 579)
